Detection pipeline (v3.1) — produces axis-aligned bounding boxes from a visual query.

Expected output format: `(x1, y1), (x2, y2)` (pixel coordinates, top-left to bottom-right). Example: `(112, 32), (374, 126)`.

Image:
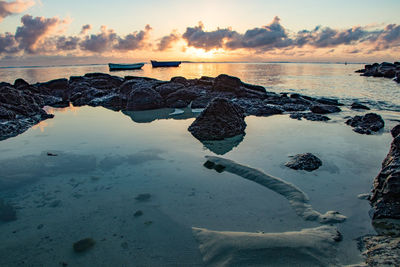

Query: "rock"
(362, 235), (400, 266)
(391, 124), (400, 138)
(351, 102), (370, 110)
(358, 62), (400, 83)
(134, 193), (151, 202)
(0, 106), (16, 120)
(14, 78), (29, 89)
(285, 153), (322, 171)
(370, 127), (400, 225)
(125, 87), (163, 111)
(165, 87), (202, 108)
(188, 97), (246, 140)
(134, 210), (143, 217)
(345, 113), (384, 134)
(316, 98), (343, 106)
(0, 199), (17, 222)
(290, 112), (330, 121)
(170, 76), (190, 86)
(154, 82), (184, 98)
(73, 238), (95, 253)
(310, 105), (341, 114)
(213, 74), (242, 93)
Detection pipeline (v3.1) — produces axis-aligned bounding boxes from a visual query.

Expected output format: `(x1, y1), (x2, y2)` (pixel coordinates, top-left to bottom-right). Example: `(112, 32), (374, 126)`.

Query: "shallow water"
(0, 63), (399, 266)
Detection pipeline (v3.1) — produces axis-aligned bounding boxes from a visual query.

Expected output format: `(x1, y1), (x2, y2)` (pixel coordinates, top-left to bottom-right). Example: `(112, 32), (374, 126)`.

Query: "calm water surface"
(0, 63), (399, 266)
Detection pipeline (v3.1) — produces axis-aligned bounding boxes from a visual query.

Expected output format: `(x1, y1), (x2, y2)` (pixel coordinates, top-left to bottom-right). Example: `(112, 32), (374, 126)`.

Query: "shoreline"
(1, 72), (399, 265)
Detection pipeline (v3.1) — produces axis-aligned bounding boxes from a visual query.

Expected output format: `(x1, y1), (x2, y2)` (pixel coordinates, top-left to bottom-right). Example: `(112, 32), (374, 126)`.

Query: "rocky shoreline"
(356, 62), (400, 83)
(0, 72), (385, 141)
(0, 72), (399, 265)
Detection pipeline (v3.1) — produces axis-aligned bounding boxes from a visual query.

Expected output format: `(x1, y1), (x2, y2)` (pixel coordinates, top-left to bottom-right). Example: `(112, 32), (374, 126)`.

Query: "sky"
(0, 0), (400, 66)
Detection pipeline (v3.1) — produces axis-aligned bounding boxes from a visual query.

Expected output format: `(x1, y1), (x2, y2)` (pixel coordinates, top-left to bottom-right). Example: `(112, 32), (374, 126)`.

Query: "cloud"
(225, 16), (292, 51)
(0, 0), (34, 22)
(79, 25), (117, 52)
(182, 21), (237, 51)
(0, 32), (18, 53)
(80, 24), (151, 52)
(156, 30), (180, 51)
(15, 14), (69, 53)
(114, 24), (151, 50)
(80, 24), (92, 35)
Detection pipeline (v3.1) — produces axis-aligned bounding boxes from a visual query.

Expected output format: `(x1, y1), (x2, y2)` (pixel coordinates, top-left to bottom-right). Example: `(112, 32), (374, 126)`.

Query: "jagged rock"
(351, 102), (370, 110)
(391, 124), (400, 138)
(370, 125), (400, 225)
(125, 87), (164, 111)
(316, 98), (343, 106)
(362, 235), (400, 266)
(290, 112), (330, 121)
(154, 82), (184, 98)
(213, 74), (242, 93)
(165, 87), (202, 108)
(310, 105), (341, 114)
(346, 113), (384, 134)
(188, 98), (246, 140)
(285, 153), (322, 171)
(357, 62), (400, 83)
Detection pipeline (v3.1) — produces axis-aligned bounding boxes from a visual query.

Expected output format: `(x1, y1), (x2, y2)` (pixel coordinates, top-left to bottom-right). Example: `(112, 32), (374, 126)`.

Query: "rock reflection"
(122, 108), (201, 123)
(201, 134), (244, 155)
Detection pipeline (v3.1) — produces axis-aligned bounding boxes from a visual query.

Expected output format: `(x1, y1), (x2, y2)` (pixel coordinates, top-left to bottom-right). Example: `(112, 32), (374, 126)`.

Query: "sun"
(185, 47), (220, 59)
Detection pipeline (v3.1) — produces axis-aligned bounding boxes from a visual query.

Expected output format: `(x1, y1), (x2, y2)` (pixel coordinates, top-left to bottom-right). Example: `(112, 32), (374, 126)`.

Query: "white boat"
(108, 63), (144, 71)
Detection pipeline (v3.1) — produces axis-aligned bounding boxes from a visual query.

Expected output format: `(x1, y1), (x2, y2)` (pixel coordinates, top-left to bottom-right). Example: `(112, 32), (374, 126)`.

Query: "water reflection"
(122, 107), (201, 123)
(201, 134), (244, 155)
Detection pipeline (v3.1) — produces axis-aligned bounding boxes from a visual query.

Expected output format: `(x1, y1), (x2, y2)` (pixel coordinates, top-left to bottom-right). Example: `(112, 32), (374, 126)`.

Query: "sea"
(0, 62), (399, 266)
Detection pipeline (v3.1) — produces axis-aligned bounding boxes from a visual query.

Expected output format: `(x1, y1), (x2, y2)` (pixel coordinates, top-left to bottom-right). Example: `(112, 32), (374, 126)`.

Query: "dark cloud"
(114, 24), (151, 50)
(79, 25), (117, 52)
(225, 16), (292, 51)
(15, 15), (67, 53)
(157, 31), (180, 51)
(80, 24), (92, 35)
(0, 0), (34, 22)
(0, 32), (19, 53)
(56, 36), (80, 51)
(182, 22), (237, 50)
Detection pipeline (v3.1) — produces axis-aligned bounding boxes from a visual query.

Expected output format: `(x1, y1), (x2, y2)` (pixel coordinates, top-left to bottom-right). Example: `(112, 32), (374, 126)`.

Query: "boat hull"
(151, 61), (181, 68)
(108, 63), (144, 71)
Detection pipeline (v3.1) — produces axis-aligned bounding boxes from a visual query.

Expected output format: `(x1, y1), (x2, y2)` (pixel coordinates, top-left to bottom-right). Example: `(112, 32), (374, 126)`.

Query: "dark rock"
(125, 87), (163, 111)
(197, 76), (214, 86)
(346, 113), (384, 134)
(188, 97), (246, 140)
(154, 82), (184, 98)
(391, 124), (400, 138)
(165, 87), (202, 108)
(134, 210), (143, 217)
(358, 62), (400, 83)
(310, 105), (341, 114)
(351, 102), (370, 110)
(290, 112), (330, 121)
(213, 74), (242, 93)
(242, 82), (266, 93)
(0, 106), (16, 120)
(73, 238), (95, 253)
(285, 153), (322, 171)
(0, 199), (17, 222)
(14, 78), (29, 89)
(170, 76), (189, 85)
(134, 193), (151, 202)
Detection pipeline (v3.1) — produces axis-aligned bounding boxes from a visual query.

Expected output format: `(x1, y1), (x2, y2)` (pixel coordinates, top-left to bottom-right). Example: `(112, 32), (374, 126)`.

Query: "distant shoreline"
(0, 61), (366, 70)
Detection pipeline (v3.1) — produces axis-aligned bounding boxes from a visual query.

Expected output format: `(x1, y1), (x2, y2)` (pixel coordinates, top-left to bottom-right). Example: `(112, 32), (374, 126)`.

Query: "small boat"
(151, 60), (181, 68)
(108, 63), (144, 71)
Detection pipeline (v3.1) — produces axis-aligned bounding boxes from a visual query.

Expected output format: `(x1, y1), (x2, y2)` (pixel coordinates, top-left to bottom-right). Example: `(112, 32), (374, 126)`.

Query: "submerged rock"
(345, 113), (384, 134)
(73, 238), (95, 253)
(351, 102), (370, 110)
(290, 112), (330, 121)
(285, 153), (322, 171)
(188, 98), (246, 140)
(310, 104), (341, 114)
(0, 199), (17, 222)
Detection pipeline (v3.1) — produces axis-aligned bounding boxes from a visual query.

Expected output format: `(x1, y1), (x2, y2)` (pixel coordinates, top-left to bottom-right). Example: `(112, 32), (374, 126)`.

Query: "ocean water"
(0, 63), (399, 266)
